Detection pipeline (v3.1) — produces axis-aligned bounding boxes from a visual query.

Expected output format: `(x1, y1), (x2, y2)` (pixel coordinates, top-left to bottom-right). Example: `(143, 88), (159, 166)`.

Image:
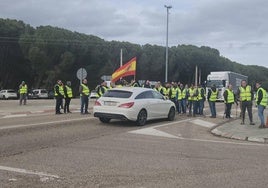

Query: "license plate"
(104, 101), (117, 106)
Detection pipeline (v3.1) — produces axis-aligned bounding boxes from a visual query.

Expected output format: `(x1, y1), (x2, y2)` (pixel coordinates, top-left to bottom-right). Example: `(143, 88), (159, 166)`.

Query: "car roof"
(109, 87), (153, 93)
(1, 89), (16, 92)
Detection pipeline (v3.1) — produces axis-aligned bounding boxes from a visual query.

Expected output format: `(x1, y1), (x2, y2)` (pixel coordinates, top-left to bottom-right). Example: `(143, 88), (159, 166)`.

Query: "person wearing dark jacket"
(255, 82), (267, 128)
(54, 80), (64, 114)
(223, 84), (237, 118)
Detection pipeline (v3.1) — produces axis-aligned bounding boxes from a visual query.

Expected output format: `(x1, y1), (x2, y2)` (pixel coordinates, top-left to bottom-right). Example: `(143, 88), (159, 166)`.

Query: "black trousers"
(64, 98), (71, 113)
(225, 103), (232, 118)
(55, 97), (63, 114)
(241, 101), (253, 122)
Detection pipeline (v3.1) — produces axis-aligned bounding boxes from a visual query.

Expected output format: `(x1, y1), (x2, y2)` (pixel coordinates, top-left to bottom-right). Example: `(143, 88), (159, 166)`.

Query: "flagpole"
(120, 49), (123, 67)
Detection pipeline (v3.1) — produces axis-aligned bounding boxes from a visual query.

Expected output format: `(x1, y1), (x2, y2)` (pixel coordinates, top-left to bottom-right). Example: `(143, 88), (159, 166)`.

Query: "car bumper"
(94, 112), (128, 120)
(93, 107), (138, 121)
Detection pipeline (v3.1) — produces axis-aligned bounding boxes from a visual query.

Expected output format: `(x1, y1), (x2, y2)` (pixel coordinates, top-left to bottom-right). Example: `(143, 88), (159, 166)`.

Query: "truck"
(206, 71), (248, 102)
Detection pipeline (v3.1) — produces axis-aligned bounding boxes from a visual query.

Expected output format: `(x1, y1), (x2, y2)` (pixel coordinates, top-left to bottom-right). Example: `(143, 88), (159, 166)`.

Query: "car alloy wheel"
(136, 109), (147, 126)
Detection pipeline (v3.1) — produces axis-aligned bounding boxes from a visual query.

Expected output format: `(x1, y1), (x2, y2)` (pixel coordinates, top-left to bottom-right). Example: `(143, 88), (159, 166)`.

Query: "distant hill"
(1, 18), (268, 91)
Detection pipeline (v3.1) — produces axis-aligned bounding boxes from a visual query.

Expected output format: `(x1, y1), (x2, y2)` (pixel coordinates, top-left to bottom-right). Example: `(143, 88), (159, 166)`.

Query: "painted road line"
(129, 119), (191, 139)
(130, 127), (179, 138)
(0, 117), (95, 130)
(0, 165), (60, 179)
(3, 114), (27, 119)
(191, 119), (216, 128)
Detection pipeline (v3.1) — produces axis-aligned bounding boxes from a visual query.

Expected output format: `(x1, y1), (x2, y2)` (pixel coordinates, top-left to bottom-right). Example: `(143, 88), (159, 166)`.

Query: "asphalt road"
(0, 100), (267, 188)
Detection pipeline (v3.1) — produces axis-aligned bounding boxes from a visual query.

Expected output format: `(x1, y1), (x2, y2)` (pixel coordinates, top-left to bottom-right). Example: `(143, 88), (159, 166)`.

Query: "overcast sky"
(1, 0), (268, 67)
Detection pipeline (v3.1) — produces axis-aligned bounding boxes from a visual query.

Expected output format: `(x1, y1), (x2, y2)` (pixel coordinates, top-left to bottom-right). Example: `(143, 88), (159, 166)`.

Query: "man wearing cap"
(54, 80), (65, 114)
(19, 81), (28, 105)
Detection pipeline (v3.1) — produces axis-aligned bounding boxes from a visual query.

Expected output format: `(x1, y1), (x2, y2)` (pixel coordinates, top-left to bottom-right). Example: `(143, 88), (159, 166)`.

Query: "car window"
(103, 90), (132, 98)
(135, 91), (154, 99)
(41, 90), (47, 93)
(152, 90), (164, 99)
(7, 90), (15, 93)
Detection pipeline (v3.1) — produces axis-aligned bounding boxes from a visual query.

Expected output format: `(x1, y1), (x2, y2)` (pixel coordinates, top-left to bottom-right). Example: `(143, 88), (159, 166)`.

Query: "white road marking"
(129, 118), (267, 146)
(3, 114), (27, 119)
(129, 119), (190, 139)
(130, 127), (179, 138)
(191, 119), (216, 128)
(0, 117), (95, 130)
(0, 165), (60, 179)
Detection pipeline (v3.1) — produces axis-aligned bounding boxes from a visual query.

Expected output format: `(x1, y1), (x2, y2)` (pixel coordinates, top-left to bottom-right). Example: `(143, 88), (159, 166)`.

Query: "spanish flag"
(111, 57), (136, 82)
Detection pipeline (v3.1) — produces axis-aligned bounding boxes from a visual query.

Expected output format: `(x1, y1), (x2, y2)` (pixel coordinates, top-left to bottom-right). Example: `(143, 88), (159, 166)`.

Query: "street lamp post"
(164, 5), (172, 83)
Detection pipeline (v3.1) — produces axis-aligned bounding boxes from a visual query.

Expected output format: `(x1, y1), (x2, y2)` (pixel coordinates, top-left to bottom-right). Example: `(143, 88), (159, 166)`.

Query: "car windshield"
(103, 90), (132, 98)
(206, 80), (223, 88)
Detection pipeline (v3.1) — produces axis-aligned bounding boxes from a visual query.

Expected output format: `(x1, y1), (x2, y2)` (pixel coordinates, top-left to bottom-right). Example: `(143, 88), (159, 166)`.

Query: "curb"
(211, 127), (268, 144)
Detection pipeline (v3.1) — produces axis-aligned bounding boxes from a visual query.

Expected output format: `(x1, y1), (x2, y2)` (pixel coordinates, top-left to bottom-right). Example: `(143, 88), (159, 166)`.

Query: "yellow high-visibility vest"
(226, 89), (234, 104)
(256, 87), (267, 106)
(81, 84), (90, 96)
(209, 90), (218, 102)
(65, 85), (73, 98)
(20, 85), (27, 94)
(239, 86), (251, 101)
(54, 85), (64, 97)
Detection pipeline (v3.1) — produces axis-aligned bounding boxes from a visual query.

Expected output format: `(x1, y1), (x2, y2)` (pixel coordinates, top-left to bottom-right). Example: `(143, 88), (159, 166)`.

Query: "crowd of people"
(18, 79), (267, 128)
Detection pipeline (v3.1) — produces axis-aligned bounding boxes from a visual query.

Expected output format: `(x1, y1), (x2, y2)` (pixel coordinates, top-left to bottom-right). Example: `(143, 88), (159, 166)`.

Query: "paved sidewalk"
(211, 112), (268, 143)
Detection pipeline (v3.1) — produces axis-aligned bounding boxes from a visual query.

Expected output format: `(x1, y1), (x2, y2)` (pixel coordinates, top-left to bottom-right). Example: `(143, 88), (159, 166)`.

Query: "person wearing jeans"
(207, 84), (218, 118)
(79, 79), (90, 114)
(255, 82), (267, 128)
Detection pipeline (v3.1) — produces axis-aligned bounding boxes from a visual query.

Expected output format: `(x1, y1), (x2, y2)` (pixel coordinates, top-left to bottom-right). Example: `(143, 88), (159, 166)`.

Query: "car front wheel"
(99, 117), (111, 123)
(167, 107), (175, 121)
(136, 109), (147, 126)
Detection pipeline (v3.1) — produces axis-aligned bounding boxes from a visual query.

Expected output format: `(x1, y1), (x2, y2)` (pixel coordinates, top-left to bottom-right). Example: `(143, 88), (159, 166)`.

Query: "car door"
(135, 91), (155, 119)
(151, 91), (171, 117)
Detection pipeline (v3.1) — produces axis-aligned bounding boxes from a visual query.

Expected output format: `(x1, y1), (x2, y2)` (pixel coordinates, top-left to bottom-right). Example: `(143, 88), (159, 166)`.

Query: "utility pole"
(164, 5), (172, 82)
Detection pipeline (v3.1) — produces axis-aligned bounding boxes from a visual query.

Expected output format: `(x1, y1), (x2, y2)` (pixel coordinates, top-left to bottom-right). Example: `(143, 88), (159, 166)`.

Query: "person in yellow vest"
(165, 82), (172, 99)
(197, 84), (206, 116)
(207, 84), (218, 118)
(187, 84), (195, 116)
(97, 81), (109, 97)
(236, 80), (255, 125)
(64, 81), (73, 113)
(180, 83), (187, 114)
(170, 82), (178, 109)
(255, 82), (267, 128)
(223, 84), (237, 119)
(79, 79), (90, 114)
(19, 81), (28, 105)
(54, 80), (65, 114)
(192, 85), (199, 117)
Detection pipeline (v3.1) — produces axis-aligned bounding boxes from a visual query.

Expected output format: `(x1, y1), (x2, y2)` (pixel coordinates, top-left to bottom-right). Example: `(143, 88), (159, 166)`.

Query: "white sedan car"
(93, 87), (176, 126)
(0, 89), (18, 99)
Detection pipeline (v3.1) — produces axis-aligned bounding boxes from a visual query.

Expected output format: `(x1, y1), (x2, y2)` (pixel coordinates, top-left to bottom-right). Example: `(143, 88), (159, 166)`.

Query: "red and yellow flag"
(111, 57), (136, 82)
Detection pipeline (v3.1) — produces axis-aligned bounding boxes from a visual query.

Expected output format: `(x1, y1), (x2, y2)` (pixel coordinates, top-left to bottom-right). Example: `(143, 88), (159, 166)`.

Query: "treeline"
(1, 18), (268, 94)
